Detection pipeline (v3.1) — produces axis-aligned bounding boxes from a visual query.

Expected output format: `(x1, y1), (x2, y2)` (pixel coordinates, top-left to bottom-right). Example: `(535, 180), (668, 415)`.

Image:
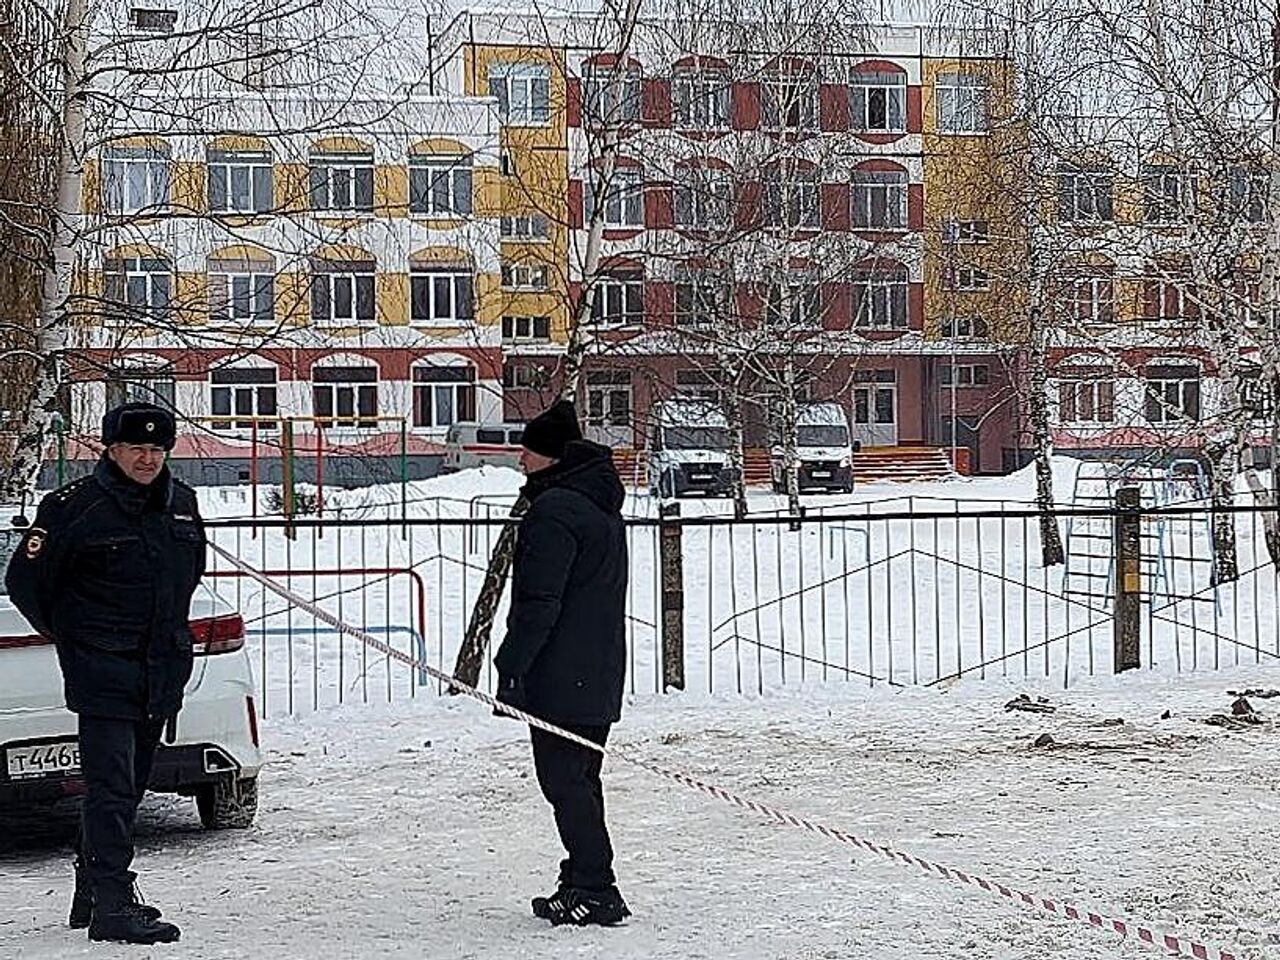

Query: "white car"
(0, 522), (264, 829)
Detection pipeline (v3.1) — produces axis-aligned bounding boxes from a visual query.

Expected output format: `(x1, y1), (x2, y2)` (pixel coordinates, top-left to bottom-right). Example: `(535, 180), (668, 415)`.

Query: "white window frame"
(489, 64), (551, 126)
(941, 219), (989, 243)
(1058, 167), (1113, 222)
(853, 268), (909, 328)
(673, 68), (731, 130)
(936, 73), (989, 134)
(502, 315), (551, 343)
(1145, 276), (1198, 324)
(409, 155), (473, 217)
(501, 262), (550, 291)
(674, 267), (725, 326)
(209, 366), (278, 431)
(412, 365), (477, 429)
(311, 261), (376, 326)
(675, 167), (733, 229)
(766, 275), (821, 327)
(763, 74), (818, 131)
(310, 152), (374, 213)
(312, 365), (378, 429)
(585, 167), (644, 228)
(1143, 365), (1201, 424)
(852, 169), (908, 230)
(582, 64), (642, 126)
(209, 264), (275, 324)
(849, 71), (906, 133)
(764, 167), (819, 229)
(207, 149), (273, 214)
(102, 146), (170, 214)
(410, 268), (473, 326)
(592, 275), (644, 326)
(585, 371), (633, 427)
(944, 265), (991, 292)
(1143, 166), (1197, 223)
(941, 363), (990, 387)
(942, 315), (990, 339)
(104, 255), (171, 320)
(500, 214), (551, 241)
(1060, 273), (1114, 324)
(1056, 371), (1116, 425)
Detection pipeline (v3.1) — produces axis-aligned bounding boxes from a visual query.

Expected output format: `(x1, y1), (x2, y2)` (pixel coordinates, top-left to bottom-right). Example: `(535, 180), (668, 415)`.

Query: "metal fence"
(204, 494), (1280, 717)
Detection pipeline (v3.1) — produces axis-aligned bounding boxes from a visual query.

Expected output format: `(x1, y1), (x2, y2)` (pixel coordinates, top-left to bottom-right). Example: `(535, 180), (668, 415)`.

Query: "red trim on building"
(908, 183), (924, 230)
(907, 86), (923, 134)
(566, 78), (582, 128)
(568, 179), (584, 229)
(820, 182), (850, 231)
(642, 78), (672, 126)
(731, 82), (761, 130)
(644, 182), (674, 228)
(819, 83), (848, 132)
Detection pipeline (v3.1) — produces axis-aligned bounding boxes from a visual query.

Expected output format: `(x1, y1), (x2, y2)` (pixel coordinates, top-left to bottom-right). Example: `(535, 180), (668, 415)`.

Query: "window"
(207, 149), (273, 214)
(106, 365), (176, 411)
(765, 273), (821, 326)
(676, 369), (722, 403)
(941, 316), (990, 339)
(852, 264), (909, 328)
(764, 165), (818, 229)
(410, 268), (473, 325)
(1142, 273), (1199, 324)
(852, 168), (908, 230)
(129, 7), (176, 32)
(675, 167), (732, 229)
(413, 365), (476, 428)
(940, 364), (990, 387)
(936, 73), (989, 133)
(210, 367), (277, 430)
(102, 145), (170, 214)
(504, 364), (547, 389)
(410, 155), (473, 217)
(592, 273), (643, 326)
(310, 152), (374, 213)
(489, 64), (551, 125)
(941, 219), (989, 243)
(501, 262), (550, 291)
(1227, 166), (1268, 223)
(1056, 367), (1115, 423)
(502, 315), (551, 342)
(1229, 269), (1262, 326)
(586, 371), (632, 427)
(1059, 271), (1114, 323)
(209, 256), (275, 324)
(585, 167), (644, 228)
(501, 214), (550, 240)
(850, 71), (906, 133)
(103, 255), (171, 319)
(674, 266), (726, 325)
(500, 150), (517, 178)
(1058, 166), (1113, 222)
(582, 63), (642, 126)
(311, 258), (375, 325)
(763, 73), (817, 130)
(1240, 367), (1276, 421)
(943, 265), (990, 292)
(1143, 165), (1196, 222)
(313, 365), (377, 428)
(1144, 364), (1201, 423)
(673, 68), (730, 130)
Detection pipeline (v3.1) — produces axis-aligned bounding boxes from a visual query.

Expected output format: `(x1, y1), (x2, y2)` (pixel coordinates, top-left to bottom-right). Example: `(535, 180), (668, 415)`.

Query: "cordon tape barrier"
(209, 542), (1241, 960)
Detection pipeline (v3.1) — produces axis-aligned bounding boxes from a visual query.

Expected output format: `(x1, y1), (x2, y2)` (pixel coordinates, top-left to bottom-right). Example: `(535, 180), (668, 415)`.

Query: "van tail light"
(0, 633), (52, 649)
(190, 614), (246, 655)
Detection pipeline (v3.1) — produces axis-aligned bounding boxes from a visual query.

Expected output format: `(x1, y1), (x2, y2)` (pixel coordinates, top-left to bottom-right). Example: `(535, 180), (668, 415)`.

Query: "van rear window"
(476, 429), (505, 444)
(507, 429), (523, 445)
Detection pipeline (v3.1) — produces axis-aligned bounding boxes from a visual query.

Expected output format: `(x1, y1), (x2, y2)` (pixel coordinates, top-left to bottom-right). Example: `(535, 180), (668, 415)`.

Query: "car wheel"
(196, 775), (258, 830)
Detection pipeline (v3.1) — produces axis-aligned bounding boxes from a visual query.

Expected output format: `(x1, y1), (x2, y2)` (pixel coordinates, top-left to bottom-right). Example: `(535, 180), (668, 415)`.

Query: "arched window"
(582, 57), (643, 127)
(210, 359), (278, 431)
(312, 356), (378, 428)
(310, 140), (374, 213)
(102, 141), (171, 214)
(763, 59), (817, 131)
(852, 162), (908, 230)
(1144, 359), (1201, 424)
(410, 249), (474, 326)
(672, 58), (730, 131)
(412, 358), (476, 429)
(208, 248), (276, 324)
(207, 141), (274, 214)
(849, 63), (906, 134)
(763, 160), (818, 229)
(409, 144), (473, 217)
(311, 249), (376, 326)
(851, 261), (909, 329)
(675, 161), (733, 229)
(1054, 356), (1115, 425)
(107, 356), (176, 412)
(104, 250), (172, 321)
(1058, 261), (1114, 324)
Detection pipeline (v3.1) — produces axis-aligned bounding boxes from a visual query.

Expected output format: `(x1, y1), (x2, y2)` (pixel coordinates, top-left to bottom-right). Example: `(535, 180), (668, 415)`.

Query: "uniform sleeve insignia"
(24, 528), (47, 559)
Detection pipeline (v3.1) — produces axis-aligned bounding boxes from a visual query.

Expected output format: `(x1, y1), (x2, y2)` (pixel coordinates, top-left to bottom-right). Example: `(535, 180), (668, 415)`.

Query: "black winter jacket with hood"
(495, 440), (628, 726)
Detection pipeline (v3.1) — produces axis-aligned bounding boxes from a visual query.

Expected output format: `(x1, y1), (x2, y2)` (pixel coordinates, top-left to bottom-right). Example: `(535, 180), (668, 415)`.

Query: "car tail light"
(246, 696), (260, 748)
(190, 614), (245, 655)
(0, 633), (52, 649)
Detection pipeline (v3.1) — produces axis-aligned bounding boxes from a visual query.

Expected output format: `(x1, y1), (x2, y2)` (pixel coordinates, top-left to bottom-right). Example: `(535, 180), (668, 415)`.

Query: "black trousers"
(76, 715), (165, 907)
(530, 723), (615, 891)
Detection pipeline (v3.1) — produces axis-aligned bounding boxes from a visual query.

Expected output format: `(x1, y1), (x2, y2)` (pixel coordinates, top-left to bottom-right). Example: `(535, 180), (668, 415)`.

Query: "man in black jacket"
(5, 402), (206, 945)
(494, 400), (631, 926)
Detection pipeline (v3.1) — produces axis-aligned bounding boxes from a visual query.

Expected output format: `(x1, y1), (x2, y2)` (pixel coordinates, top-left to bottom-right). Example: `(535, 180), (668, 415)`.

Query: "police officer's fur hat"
(101, 401), (177, 451)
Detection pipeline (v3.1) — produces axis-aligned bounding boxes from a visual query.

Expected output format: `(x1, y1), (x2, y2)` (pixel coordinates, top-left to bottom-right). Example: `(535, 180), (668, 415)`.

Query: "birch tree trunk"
(2, 0), (86, 507)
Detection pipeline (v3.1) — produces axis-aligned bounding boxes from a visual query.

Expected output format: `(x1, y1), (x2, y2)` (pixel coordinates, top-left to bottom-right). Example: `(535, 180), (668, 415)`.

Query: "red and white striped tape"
(209, 543), (1241, 960)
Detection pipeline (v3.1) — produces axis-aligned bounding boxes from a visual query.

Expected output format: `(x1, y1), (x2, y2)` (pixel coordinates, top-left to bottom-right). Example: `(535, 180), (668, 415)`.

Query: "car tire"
(196, 775), (258, 830)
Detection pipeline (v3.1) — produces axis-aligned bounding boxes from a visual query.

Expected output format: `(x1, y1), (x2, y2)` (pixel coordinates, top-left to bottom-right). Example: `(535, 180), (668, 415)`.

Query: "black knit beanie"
(521, 400), (582, 459)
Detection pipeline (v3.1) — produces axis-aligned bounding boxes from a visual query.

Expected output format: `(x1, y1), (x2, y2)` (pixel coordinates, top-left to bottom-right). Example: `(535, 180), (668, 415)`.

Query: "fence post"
(659, 502), (685, 692)
(1113, 485), (1142, 672)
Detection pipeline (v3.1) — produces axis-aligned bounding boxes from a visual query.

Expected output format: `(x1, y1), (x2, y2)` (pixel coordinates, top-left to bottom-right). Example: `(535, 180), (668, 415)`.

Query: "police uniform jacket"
(5, 457), (207, 720)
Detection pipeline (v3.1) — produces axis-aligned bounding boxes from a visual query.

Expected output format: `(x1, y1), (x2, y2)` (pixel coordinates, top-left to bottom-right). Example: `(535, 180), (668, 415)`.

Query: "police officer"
(5, 401), (206, 945)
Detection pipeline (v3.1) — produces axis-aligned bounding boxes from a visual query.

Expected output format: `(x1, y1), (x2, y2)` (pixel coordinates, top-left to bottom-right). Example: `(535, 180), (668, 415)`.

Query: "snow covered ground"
(2, 667), (1278, 959)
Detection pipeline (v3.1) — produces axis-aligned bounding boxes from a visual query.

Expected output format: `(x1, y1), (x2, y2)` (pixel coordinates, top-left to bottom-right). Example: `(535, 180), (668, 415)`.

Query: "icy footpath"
(3, 666), (1278, 959)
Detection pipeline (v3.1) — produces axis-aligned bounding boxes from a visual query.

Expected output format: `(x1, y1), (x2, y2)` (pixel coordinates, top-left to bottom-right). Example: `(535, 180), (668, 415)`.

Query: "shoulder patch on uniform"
(52, 477), (92, 503)
(24, 527), (47, 558)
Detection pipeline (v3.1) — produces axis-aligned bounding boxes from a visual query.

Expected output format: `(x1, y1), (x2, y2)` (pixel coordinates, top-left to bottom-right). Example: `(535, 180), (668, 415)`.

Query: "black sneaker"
(70, 873), (161, 930)
(531, 886), (569, 921)
(543, 886), (631, 927)
(88, 902), (180, 944)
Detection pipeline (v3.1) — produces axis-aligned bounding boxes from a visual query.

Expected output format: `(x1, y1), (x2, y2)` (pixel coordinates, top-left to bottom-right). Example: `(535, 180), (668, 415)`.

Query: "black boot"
(70, 863), (161, 930)
(537, 886), (631, 927)
(88, 902), (180, 944)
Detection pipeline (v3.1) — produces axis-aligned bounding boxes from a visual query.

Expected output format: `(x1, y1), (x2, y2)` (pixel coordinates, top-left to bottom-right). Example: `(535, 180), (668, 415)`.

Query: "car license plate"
(812, 471), (831, 478)
(691, 474), (712, 482)
(6, 740), (80, 780)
